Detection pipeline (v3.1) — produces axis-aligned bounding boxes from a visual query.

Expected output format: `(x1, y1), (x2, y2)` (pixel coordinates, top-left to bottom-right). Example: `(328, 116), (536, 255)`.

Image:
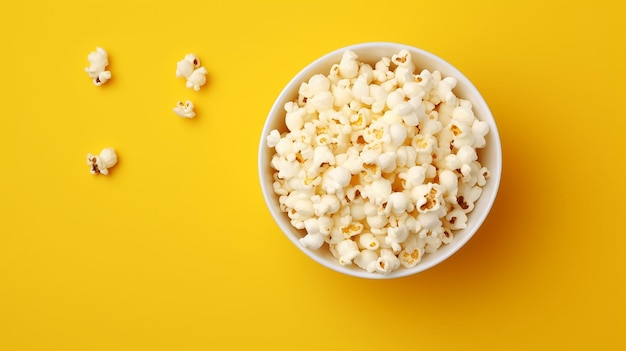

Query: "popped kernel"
(176, 54), (200, 79)
(176, 53), (208, 91)
(87, 148), (117, 175)
(173, 100), (196, 118)
(186, 67), (208, 91)
(85, 47), (111, 86)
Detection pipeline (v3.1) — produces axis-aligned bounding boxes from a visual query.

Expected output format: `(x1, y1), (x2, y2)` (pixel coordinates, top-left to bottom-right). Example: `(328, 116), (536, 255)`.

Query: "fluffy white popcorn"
(340, 222), (364, 239)
(384, 191), (413, 216)
(176, 54), (208, 91)
(338, 51), (359, 79)
(334, 239), (360, 265)
(186, 67), (208, 91)
(354, 250), (379, 272)
(376, 249), (401, 274)
(266, 129), (282, 148)
(266, 49), (491, 274)
(299, 217), (328, 249)
(311, 194), (341, 216)
(391, 49), (414, 85)
(358, 233), (380, 250)
(472, 120), (490, 148)
(446, 208), (468, 230)
(85, 47), (111, 86)
(436, 77), (458, 105)
(299, 232), (325, 250)
(322, 166), (351, 195)
(87, 147), (117, 175)
(173, 100), (196, 118)
(176, 54), (200, 79)
(456, 183), (483, 213)
(363, 179), (392, 206)
(385, 225), (409, 253)
(417, 211), (443, 231)
(399, 245), (423, 268)
(299, 74), (331, 98)
(424, 233), (443, 254)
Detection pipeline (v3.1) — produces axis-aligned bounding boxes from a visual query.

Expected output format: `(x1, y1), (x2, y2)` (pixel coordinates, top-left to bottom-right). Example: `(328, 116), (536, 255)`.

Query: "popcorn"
(385, 225), (409, 253)
(85, 47), (111, 86)
(333, 239), (360, 265)
(376, 249), (401, 274)
(173, 100), (196, 118)
(338, 51), (359, 79)
(267, 49), (491, 274)
(399, 245), (423, 268)
(186, 67), (208, 91)
(446, 209), (468, 230)
(87, 147), (117, 175)
(266, 129), (281, 148)
(322, 166), (351, 195)
(312, 194), (341, 216)
(176, 53), (208, 91)
(176, 54), (200, 79)
(354, 250), (379, 272)
(358, 233), (380, 250)
(300, 217), (328, 249)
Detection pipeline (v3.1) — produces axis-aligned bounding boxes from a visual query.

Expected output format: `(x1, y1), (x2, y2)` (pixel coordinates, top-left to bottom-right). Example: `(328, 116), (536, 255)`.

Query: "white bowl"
(258, 42), (502, 279)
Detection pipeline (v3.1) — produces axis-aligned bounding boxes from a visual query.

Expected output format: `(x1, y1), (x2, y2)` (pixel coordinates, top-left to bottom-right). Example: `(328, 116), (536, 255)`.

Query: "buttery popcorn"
(266, 49), (490, 274)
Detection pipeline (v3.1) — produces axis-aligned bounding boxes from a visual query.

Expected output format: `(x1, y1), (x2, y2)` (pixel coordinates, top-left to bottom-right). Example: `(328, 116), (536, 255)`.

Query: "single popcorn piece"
(85, 47), (111, 86)
(267, 49), (491, 274)
(176, 54), (200, 79)
(354, 250), (379, 272)
(173, 100), (196, 118)
(186, 67), (208, 91)
(333, 239), (360, 265)
(87, 148), (117, 175)
(176, 53), (208, 91)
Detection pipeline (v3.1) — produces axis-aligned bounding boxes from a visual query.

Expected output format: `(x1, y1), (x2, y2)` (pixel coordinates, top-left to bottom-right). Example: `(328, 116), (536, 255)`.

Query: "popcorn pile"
(266, 49), (490, 274)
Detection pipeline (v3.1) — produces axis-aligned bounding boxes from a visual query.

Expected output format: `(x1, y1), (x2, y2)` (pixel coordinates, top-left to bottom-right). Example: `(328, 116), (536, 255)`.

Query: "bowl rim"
(258, 41), (502, 279)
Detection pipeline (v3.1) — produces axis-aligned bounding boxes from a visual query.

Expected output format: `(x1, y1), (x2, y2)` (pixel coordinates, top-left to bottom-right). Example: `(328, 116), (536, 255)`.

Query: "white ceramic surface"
(258, 42), (502, 279)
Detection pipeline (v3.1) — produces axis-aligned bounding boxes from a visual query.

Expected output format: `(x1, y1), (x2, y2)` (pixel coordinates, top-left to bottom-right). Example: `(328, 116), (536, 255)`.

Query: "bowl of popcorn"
(259, 42), (501, 279)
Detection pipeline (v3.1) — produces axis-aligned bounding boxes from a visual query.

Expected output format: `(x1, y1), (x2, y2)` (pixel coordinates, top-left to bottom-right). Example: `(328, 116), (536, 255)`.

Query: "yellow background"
(1, 0), (625, 350)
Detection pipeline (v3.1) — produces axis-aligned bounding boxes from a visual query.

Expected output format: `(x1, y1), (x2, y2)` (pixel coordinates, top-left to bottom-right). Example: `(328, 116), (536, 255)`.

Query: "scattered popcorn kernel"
(176, 54), (200, 79)
(186, 67), (208, 91)
(173, 100), (196, 118)
(354, 250), (379, 272)
(87, 147), (117, 175)
(85, 47), (111, 86)
(176, 53), (208, 91)
(266, 49), (491, 274)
